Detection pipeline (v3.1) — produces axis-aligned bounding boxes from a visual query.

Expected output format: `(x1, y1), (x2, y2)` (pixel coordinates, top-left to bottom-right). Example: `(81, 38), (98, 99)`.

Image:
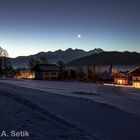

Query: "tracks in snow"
(0, 84), (99, 140)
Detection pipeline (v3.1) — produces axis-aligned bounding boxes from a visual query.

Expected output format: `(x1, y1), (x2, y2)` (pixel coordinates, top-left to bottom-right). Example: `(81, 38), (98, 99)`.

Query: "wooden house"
(113, 72), (129, 85)
(32, 64), (59, 80)
(128, 67), (140, 88)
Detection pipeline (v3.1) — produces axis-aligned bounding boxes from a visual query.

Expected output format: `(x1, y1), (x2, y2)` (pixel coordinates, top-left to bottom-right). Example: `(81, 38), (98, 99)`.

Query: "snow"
(0, 79), (140, 139)
(1, 78), (140, 116)
(0, 89), (90, 140)
(0, 79), (103, 101)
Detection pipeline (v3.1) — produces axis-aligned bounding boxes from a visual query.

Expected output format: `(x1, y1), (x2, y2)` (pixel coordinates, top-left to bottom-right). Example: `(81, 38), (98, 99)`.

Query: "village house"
(32, 64), (59, 80)
(112, 66), (140, 88)
(113, 72), (129, 85)
(128, 67), (140, 88)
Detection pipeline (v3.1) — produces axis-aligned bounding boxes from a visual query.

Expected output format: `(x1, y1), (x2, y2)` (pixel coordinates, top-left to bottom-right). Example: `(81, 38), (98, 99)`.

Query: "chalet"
(113, 72), (129, 85)
(32, 64), (59, 80)
(128, 67), (140, 88)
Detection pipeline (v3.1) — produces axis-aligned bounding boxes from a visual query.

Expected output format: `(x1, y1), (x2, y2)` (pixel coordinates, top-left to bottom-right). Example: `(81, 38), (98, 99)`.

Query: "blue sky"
(0, 0), (140, 57)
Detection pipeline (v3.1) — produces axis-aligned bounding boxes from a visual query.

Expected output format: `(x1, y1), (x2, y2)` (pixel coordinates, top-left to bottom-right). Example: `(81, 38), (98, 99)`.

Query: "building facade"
(113, 72), (129, 85)
(128, 67), (140, 88)
(32, 64), (59, 80)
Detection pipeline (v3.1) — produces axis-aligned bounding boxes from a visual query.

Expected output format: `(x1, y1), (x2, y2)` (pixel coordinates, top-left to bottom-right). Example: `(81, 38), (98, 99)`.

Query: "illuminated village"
(1, 46), (140, 88)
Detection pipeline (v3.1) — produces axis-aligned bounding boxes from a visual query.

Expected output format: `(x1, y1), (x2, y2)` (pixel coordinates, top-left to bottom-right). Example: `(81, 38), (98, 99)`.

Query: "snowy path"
(0, 79), (140, 139)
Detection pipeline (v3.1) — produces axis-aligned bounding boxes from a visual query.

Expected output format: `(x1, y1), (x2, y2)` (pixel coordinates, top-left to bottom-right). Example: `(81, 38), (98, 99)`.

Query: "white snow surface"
(0, 79), (140, 140)
(1, 78), (140, 116)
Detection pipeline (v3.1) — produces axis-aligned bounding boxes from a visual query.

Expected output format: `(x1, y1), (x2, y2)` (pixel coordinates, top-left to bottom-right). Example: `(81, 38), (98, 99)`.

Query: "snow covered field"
(0, 79), (140, 140)
(0, 78), (101, 94)
(1, 78), (140, 116)
(0, 79), (105, 104)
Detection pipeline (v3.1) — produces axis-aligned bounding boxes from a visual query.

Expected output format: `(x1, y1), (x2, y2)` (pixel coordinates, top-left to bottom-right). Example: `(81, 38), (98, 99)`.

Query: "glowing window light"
(117, 80), (123, 84)
(134, 82), (140, 88)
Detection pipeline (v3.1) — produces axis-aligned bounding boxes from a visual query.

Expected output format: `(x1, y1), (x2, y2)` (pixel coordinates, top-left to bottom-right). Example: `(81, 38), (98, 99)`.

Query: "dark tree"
(38, 56), (48, 64)
(29, 57), (34, 69)
(29, 56), (48, 69)
(57, 61), (65, 80)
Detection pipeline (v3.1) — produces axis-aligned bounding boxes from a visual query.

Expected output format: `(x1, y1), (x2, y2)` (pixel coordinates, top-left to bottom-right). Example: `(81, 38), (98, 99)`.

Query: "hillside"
(66, 51), (140, 66)
(10, 48), (104, 68)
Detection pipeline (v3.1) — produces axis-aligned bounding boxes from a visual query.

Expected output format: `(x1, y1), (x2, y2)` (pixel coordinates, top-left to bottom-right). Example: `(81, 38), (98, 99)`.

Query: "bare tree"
(57, 60), (65, 80)
(29, 56), (48, 69)
(0, 47), (11, 77)
(0, 47), (8, 57)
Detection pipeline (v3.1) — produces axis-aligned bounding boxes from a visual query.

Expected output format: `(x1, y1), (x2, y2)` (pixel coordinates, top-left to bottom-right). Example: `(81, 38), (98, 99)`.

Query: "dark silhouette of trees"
(29, 56), (48, 69)
(39, 56), (48, 64)
(0, 47), (14, 77)
(29, 57), (34, 69)
(57, 61), (65, 80)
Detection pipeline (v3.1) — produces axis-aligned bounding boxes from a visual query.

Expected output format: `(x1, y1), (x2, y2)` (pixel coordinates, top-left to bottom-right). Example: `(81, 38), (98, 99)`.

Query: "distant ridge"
(10, 48), (104, 68)
(66, 51), (140, 66)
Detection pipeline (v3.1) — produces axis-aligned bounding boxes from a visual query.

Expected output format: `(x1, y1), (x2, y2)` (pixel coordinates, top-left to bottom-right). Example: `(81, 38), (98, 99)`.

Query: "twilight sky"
(0, 0), (140, 57)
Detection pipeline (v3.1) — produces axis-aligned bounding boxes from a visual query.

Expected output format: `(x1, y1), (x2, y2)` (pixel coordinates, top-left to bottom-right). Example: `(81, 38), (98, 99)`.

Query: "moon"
(77, 34), (82, 38)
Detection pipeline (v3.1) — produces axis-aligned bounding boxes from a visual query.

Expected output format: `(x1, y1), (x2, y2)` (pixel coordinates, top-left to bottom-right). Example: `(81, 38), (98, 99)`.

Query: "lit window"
(51, 72), (56, 75)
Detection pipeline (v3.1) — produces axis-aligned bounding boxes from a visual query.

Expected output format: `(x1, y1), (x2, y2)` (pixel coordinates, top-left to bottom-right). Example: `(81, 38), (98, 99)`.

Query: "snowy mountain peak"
(92, 48), (104, 54)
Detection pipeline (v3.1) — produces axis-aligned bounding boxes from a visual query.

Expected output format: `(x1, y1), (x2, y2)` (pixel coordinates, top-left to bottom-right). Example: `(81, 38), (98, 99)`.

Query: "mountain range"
(67, 51), (140, 66)
(10, 48), (104, 68)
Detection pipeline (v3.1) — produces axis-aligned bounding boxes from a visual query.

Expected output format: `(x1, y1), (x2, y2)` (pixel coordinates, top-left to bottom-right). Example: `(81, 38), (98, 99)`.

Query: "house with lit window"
(128, 67), (140, 88)
(15, 68), (35, 79)
(32, 64), (59, 80)
(113, 72), (129, 85)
